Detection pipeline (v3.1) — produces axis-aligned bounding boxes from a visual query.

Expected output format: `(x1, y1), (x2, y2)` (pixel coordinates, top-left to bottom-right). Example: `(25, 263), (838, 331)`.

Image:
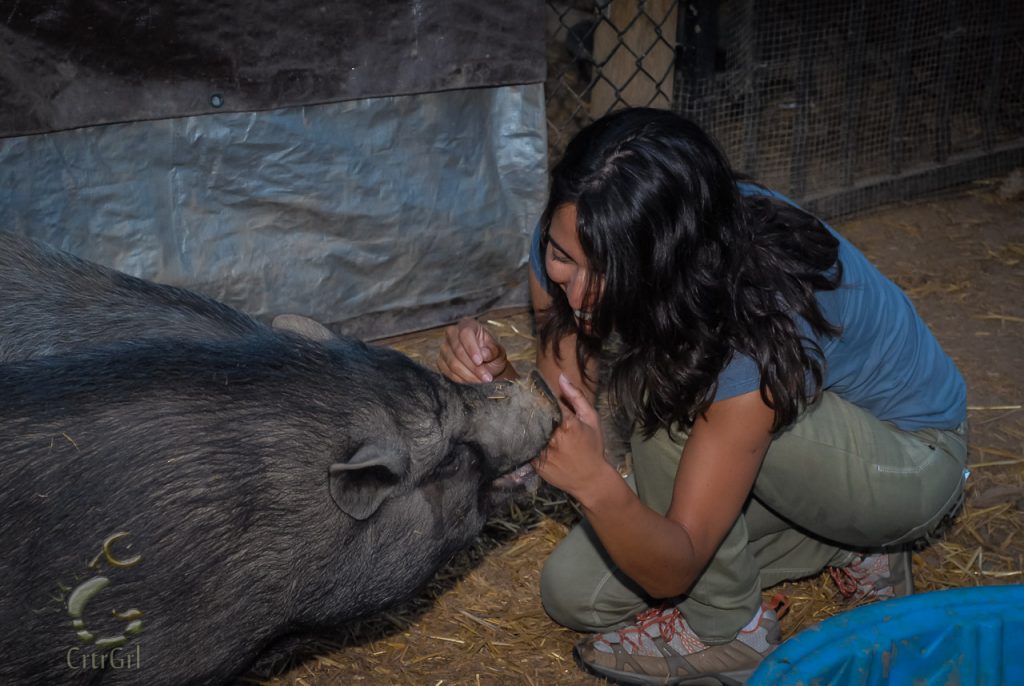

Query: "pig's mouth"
(483, 460), (541, 513)
(491, 461), (539, 492)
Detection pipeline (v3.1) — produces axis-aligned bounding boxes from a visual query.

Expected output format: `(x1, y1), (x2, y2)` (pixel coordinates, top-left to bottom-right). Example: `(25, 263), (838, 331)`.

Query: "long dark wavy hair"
(537, 108), (843, 435)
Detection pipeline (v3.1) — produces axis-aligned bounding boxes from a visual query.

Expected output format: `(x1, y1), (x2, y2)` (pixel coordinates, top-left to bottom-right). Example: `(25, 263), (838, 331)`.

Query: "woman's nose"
(566, 274), (588, 310)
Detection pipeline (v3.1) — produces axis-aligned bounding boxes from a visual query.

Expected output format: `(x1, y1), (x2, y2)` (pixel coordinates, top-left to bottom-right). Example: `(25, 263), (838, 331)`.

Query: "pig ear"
(328, 444), (408, 520)
(272, 313), (339, 342)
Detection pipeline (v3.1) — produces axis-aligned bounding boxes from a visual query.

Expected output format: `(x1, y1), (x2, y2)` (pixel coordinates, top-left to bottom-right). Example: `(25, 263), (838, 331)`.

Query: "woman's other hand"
(533, 373), (612, 500)
(437, 317), (514, 383)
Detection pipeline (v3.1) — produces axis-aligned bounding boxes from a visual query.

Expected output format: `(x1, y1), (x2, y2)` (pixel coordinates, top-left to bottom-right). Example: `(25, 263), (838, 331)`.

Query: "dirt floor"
(256, 174), (1023, 686)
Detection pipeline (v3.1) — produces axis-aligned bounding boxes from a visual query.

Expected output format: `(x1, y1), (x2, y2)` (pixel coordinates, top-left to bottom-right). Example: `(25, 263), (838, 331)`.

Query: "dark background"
(0, 0), (545, 137)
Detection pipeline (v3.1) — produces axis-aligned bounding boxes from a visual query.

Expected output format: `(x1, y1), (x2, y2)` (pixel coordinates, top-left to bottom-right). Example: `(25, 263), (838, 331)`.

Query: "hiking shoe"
(573, 595), (788, 686)
(829, 550), (914, 601)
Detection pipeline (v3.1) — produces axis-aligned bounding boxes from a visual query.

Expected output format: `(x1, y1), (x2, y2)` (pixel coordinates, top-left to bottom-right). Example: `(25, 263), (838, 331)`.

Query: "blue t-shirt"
(528, 184), (966, 431)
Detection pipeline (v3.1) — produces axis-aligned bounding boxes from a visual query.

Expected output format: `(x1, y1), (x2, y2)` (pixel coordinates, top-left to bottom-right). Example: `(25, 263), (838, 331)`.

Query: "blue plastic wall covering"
(0, 84), (547, 339)
(749, 585), (1024, 686)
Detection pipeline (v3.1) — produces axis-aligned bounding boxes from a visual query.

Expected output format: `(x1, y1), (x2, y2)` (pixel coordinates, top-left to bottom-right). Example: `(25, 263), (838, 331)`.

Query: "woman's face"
(544, 203), (603, 328)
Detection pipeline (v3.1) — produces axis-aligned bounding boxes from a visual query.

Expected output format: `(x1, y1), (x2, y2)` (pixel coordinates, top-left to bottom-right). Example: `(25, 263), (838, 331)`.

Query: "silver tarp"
(0, 84), (547, 339)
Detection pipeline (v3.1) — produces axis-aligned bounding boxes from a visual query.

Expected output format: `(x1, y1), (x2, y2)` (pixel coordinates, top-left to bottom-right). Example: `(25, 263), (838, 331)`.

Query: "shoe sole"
(573, 645), (756, 686)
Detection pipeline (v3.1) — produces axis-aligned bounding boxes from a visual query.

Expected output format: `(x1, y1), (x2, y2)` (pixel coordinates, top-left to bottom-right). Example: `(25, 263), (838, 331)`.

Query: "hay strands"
(968, 405), (1022, 411)
(971, 445), (1024, 468)
(973, 313), (1024, 324)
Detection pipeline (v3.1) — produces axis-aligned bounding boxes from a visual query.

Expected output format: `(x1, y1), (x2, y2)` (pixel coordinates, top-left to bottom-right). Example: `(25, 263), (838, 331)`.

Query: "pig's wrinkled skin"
(0, 232), (560, 685)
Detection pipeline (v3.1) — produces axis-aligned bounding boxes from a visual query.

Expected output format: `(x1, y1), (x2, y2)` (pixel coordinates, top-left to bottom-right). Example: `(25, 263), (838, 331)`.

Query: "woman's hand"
(533, 373), (612, 502)
(437, 318), (514, 383)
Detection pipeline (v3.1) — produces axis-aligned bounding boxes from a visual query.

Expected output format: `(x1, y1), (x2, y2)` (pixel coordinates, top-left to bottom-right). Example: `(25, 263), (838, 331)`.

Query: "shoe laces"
(602, 595), (790, 657)
(615, 607), (705, 654)
(762, 593), (790, 621)
(829, 554), (891, 599)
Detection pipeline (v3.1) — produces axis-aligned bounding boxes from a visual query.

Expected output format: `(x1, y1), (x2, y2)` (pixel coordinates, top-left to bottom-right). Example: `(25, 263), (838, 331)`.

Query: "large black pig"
(0, 230), (360, 354)
(0, 232), (269, 362)
(0, 233), (560, 684)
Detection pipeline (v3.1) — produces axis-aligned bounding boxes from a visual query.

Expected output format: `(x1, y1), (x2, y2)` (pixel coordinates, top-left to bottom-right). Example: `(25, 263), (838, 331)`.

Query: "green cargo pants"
(540, 391), (968, 644)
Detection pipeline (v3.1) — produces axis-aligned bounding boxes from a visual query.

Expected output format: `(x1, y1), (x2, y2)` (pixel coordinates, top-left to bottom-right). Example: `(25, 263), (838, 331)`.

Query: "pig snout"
(527, 369), (562, 429)
(467, 371), (560, 494)
(488, 370), (562, 430)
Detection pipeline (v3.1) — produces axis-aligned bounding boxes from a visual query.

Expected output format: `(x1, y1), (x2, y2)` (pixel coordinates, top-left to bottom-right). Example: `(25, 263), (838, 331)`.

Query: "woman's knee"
(539, 553), (594, 631)
(540, 561), (647, 632)
(539, 523), (648, 632)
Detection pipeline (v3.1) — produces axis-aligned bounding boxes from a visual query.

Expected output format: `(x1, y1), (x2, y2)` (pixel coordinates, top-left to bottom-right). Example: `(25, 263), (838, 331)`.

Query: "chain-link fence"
(544, 0), (1024, 217)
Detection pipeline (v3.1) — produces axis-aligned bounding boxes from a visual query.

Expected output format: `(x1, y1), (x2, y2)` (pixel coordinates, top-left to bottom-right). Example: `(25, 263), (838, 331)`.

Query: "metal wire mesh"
(545, 0), (680, 162)
(544, 0), (1024, 217)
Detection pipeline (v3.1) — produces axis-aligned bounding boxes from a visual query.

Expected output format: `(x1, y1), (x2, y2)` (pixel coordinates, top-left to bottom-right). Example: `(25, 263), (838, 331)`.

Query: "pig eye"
(433, 442), (480, 480)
